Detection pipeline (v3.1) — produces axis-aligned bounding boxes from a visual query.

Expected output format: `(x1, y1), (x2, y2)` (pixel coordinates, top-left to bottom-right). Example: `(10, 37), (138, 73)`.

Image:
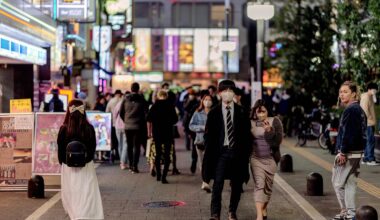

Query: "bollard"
(27, 175), (45, 198)
(306, 172), (323, 196)
(280, 154), (293, 172)
(356, 205), (378, 220)
(375, 135), (380, 162)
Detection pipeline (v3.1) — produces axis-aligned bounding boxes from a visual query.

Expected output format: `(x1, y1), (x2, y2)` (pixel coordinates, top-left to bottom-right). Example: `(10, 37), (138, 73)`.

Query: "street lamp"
(246, 2), (274, 107)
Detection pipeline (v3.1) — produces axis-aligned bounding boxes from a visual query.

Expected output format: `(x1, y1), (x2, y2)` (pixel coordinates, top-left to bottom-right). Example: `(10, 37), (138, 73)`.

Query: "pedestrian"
(360, 82), (379, 166)
(44, 89), (65, 112)
(183, 89), (199, 154)
(250, 99), (283, 220)
(93, 95), (106, 112)
(57, 99), (104, 220)
(208, 85), (220, 107)
(203, 80), (251, 220)
(147, 90), (178, 184)
(112, 93), (128, 170)
(332, 81), (367, 220)
(120, 82), (147, 173)
(106, 90), (124, 161)
(189, 94), (213, 193)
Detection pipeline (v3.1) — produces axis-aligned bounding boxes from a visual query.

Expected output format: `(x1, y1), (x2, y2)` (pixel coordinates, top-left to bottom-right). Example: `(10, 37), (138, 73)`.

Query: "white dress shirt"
(222, 102), (234, 146)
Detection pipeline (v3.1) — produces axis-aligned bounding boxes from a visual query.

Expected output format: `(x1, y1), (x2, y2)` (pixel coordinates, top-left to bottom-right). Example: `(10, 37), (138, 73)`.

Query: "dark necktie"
(226, 106), (235, 148)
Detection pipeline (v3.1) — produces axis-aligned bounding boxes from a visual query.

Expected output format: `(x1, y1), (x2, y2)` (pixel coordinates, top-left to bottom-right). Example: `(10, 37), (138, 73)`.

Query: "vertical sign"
(164, 29), (179, 72)
(134, 29), (152, 71)
(179, 29), (194, 72)
(0, 114), (34, 191)
(151, 29), (164, 71)
(209, 29), (224, 72)
(86, 112), (112, 151)
(33, 113), (65, 175)
(227, 29), (239, 73)
(194, 29), (209, 72)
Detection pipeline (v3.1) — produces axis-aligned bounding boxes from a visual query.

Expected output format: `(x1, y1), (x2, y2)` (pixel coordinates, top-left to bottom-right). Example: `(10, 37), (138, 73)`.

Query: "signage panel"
(86, 112), (112, 151)
(134, 28), (151, 71)
(179, 29), (194, 72)
(10, 99), (32, 113)
(164, 29), (179, 72)
(194, 29), (209, 72)
(151, 29), (164, 71)
(227, 29), (239, 73)
(209, 29), (224, 72)
(92, 26), (112, 52)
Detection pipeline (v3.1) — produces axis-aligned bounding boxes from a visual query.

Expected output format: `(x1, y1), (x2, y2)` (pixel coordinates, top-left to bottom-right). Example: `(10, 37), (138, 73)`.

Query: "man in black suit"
(203, 80), (252, 220)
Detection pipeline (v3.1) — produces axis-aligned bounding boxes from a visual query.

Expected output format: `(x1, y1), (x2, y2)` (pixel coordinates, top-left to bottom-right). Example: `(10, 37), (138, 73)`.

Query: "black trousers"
(155, 140), (171, 179)
(125, 130), (142, 169)
(211, 148), (243, 216)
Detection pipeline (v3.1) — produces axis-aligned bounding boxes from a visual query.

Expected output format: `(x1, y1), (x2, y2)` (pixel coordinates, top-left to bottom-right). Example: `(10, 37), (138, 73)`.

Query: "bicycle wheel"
(318, 134), (328, 150)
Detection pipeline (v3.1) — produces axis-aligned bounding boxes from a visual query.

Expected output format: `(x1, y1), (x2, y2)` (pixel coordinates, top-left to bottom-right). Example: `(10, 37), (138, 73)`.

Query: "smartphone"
(256, 121), (264, 127)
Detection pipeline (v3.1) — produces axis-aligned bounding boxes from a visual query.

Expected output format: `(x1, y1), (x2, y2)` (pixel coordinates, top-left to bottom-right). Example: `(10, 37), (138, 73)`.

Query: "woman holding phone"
(250, 99), (283, 220)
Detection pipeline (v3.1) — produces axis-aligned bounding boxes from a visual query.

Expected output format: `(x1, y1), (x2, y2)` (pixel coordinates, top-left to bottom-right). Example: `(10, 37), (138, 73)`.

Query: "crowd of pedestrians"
(55, 79), (377, 220)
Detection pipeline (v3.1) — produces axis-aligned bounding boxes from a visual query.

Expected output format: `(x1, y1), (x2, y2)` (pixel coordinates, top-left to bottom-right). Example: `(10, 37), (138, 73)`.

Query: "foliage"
(269, 0), (339, 106)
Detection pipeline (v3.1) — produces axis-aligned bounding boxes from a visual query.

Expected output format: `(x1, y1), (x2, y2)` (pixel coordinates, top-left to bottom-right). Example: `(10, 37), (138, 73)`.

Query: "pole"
(224, 0), (230, 79)
(97, 0), (102, 94)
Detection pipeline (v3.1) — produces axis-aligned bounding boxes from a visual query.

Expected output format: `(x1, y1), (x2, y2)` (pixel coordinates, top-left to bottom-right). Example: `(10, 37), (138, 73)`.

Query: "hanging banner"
(86, 112), (112, 151)
(0, 114), (34, 191)
(134, 28), (151, 71)
(33, 113), (65, 175)
(194, 29), (209, 72)
(10, 99), (32, 113)
(151, 29), (164, 71)
(179, 29), (194, 72)
(209, 29), (224, 72)
(164, 29), (179, 72)
(227, 29), (239, 73)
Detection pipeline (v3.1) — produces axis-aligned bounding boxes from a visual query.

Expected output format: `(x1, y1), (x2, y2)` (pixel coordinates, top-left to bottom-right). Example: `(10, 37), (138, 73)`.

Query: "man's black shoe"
(228, 212), (238, 220)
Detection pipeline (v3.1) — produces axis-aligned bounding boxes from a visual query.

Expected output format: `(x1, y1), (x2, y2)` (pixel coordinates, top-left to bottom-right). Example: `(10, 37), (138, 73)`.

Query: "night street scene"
(1, 0), (380, 220)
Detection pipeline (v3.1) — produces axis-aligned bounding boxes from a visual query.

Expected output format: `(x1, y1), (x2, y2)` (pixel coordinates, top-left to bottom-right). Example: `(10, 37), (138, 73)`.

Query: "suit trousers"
(211, 148), (243, 216)
(125, 130), (142, 169)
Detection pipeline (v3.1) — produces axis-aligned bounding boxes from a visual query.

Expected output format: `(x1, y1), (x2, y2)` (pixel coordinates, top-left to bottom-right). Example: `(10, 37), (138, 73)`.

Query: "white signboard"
(92, 26), (112, 52)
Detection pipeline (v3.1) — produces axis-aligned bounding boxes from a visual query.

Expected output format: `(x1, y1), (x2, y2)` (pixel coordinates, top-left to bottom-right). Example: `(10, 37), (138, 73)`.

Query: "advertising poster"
(151, 29), (164, 71)
(134, 28), (152, 71)
(86, 112), (112, 151)
(194, 29), (210, 72)
(164, 29), (179, 72)
(0, 114), (34, 190)
(209, 29), (224, 72)
(33, 113), (65, 175)
(10, 99), (32, 113)
(179, 29), (194, 72)
(227, 29), (239, 73)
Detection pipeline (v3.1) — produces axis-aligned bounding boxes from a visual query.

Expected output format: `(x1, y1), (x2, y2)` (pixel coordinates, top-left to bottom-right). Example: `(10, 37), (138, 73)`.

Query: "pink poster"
(33, 113), (65, 175)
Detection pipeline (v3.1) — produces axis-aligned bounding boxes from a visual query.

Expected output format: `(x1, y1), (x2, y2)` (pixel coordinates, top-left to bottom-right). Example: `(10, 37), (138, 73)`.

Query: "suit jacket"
(202, 103), (252, 183)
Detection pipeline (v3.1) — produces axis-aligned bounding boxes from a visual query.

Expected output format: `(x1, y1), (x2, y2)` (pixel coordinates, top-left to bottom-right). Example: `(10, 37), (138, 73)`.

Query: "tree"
(270, 0), (339, 106)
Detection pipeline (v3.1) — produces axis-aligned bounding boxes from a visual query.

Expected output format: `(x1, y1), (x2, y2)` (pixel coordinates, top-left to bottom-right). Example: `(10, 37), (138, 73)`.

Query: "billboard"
(56, 0), (96, 22)
(209, 29), (224, 72)
(86, 112), (112, 151)
(227, 29), (239, 73)
(151, 29), (164, 71)
(179, 29), (194, 72)
(134, 29), (152, 71)
(164, 29), (179, 72)
(0, 114), (34, 190)
(33, 113), (65, 175)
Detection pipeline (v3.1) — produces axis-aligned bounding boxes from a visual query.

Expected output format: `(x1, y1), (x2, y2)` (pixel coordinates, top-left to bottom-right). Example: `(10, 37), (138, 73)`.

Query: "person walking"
(203, 80), (251, 220)
(112, 93), (128, 170)
(44, 89), (65, 112)
(93, 95), (107, 112)
(147, 90), (178, 184)
(189, 94), (213, 192)
(332, 81), (367, 220)
(120, 83), (147, 173)
(250, 99), (283, 220)
(106, 90), (124, 162)
(360, 82), (379, 166)
(57, 99), (104, 220)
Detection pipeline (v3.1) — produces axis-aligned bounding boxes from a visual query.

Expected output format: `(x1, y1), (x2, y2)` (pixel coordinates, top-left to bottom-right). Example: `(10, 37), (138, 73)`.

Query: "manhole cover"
(142, 201), (186, 208)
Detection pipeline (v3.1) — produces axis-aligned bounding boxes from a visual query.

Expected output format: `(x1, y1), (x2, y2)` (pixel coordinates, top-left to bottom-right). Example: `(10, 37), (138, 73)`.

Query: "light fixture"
(247, 2), (275, 20)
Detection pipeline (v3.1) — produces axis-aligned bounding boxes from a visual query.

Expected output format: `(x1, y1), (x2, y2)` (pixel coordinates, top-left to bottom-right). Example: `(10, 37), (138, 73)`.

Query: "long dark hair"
(250, 99), (273, 120)
(63, 99), (92, 138)
(196, 94), (212, 112)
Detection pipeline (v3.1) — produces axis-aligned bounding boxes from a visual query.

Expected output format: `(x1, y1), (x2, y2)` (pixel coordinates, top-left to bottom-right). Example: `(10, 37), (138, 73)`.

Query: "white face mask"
(204, 100), (212, 108)
(220, 91), (235, 103)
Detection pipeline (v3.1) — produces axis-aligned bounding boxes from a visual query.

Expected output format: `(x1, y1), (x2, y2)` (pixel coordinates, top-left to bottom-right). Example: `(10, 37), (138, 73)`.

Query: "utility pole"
(224, 0), (230, 79)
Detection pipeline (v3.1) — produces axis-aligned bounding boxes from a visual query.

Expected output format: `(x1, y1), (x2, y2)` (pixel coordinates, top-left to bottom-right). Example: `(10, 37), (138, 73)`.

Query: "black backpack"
(66, 140), (87, 167)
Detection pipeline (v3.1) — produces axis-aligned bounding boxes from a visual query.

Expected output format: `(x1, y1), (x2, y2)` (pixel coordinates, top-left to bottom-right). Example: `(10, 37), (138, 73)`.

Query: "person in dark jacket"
(44, 89), (64, 112)
(147, 90), (178, 184)
(57, 99), (103, 219)
(93, 95), (107, 112)
(119, 82), (147, 173)
(332, 81), (367, 220)
(203, 80), (252, 220)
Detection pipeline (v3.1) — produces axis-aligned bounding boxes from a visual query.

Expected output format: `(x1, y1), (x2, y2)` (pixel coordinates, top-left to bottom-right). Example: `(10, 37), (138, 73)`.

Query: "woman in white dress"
(57, 99), (104, 220)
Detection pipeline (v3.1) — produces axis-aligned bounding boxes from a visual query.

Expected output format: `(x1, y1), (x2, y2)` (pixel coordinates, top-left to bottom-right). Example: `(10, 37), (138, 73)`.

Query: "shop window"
(1, 39), (10, 50)
(135, 2), (164, 27)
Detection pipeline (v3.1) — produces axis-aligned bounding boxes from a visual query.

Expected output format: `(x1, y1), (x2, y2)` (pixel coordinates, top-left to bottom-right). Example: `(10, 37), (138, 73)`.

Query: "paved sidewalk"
(279, 138), (380, 219)
(38, 138), (310, 220)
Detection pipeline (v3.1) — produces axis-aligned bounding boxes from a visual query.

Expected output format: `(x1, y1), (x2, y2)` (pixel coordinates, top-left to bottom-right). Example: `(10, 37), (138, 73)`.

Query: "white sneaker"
(361, 161), (367, 165)
(201, 182), (211, 193)
(344, 210), (355, 219)
(366, 161), (380, 166)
